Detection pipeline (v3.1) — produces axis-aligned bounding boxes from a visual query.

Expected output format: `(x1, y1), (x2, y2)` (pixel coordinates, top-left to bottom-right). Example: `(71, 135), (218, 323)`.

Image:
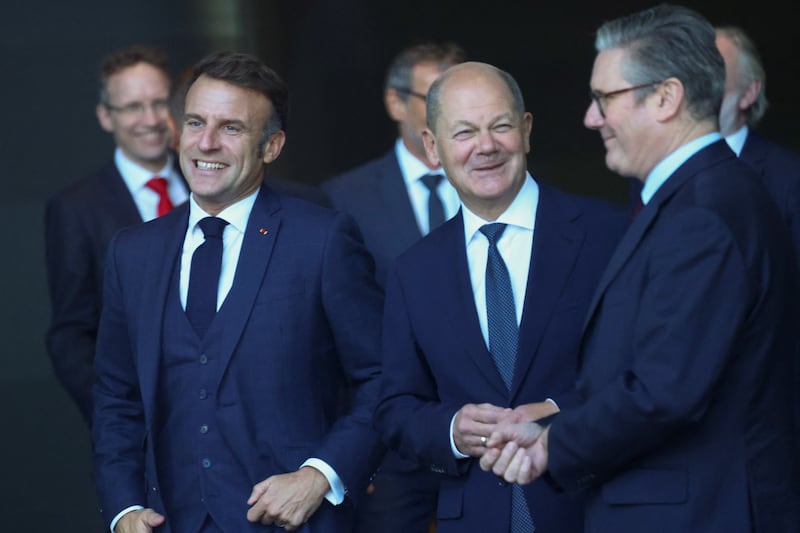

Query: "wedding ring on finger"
(480, 435), (488, 446)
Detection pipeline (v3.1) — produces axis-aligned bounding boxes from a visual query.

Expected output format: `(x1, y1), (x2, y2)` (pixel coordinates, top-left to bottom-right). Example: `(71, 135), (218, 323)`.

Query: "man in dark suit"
(322, 42), (464, 287)
(45, 45), (189, 424)
(375, 62), (627, 533)
(92, 51), (384, 533)
(322, 42), (465, 533)
(482, 6), (799, 532)
(716, 25), (800, 261)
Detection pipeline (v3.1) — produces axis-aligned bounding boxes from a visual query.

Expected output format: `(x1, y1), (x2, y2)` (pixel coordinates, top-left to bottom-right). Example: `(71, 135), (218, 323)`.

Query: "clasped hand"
(478, 420), (550, 485)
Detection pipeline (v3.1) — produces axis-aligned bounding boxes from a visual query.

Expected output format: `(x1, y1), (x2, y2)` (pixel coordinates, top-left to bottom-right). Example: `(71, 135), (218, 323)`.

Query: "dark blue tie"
(186, 216), (228, 338)
(420, 173), (446, 232)
(479, 223), (535, 533)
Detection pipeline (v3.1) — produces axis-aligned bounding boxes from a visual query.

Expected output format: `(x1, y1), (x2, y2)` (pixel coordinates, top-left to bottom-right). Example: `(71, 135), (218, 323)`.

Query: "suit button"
(202, 458), (211, 468)
(200, 354), (208, 364)
(199, 388), (207, 399)
(200, 424), (209, 434)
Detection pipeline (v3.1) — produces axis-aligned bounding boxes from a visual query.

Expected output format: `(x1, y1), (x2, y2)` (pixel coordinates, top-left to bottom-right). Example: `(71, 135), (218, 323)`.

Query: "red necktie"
(145, 176), (174, 217)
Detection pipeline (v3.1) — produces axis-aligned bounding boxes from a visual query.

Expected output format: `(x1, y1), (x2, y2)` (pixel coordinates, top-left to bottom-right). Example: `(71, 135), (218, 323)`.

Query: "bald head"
(426, 62), (526, 134)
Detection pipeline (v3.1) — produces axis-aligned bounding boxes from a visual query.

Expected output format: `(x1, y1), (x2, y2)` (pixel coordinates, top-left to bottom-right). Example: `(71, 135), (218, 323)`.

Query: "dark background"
(1, 1), (796, 531)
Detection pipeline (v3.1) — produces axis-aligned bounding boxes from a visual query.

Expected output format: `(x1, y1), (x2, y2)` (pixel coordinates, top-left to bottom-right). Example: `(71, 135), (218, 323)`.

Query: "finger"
(247, 480), (268, 505)
(517, 455), (535, 485)
(502, 447), (529, 484)
(142, 510), (166, 528)
(479, 446), (501, 471)
(491, 441), (519, 477)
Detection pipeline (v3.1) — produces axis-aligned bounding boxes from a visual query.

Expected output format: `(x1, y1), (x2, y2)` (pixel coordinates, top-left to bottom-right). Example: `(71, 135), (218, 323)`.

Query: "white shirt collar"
(394, 138), (446, 184)
(641, 132), (721, 205)
(188, 188), (259, 236)
(462, 172), (538, 243)
(724, 125), (749, 157)
(114, 147), (178, 191)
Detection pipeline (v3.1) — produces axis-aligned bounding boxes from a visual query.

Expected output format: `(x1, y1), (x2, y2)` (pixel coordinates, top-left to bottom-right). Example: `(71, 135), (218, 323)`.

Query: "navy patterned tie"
(479, 223), (535, 532)
(186, 216), (228, 337)
(420, 173), (446, 232)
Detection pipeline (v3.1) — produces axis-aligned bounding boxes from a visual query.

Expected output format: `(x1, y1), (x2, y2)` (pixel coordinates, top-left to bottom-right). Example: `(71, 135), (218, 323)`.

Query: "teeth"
(196, 160), (226, 170)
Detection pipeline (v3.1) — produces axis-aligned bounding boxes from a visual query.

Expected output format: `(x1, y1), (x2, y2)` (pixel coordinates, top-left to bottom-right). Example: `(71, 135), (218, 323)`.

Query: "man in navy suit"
(482, 6), (799, 532)
(716, 25), (800, 261)
(322, 42), (465, 533)
(375, 62), (627, 532)
(322, 42), (464, 287)
(45, 44), (189, 424)
(92, 51), (384, 533)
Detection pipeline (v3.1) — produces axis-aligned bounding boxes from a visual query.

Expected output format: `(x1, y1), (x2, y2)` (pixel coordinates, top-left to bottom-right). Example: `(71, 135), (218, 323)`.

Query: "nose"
(197, 127), (219, 152)
(584, 100), (603, 130)
(141, 103), (165, 126)
(476, 129), (498, 154)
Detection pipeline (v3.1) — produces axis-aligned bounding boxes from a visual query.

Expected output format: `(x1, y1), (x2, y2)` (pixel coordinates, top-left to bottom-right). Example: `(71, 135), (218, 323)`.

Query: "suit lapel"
(446, 212), (511, 397)
(379, 152), (423, 245)
(581, 141), (734, 334)
(215, 185), (281, 381)
(512, 185), (584, 398)
(138, 205), (190, 420)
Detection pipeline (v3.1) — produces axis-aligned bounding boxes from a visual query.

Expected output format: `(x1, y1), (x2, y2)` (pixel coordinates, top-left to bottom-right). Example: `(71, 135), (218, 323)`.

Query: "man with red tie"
(44, 44), (188, 424)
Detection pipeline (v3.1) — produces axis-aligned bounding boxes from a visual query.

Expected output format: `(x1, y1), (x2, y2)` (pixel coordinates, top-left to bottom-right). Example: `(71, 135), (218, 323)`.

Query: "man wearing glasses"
(45, 44), (188, 425)
(321, 41), (465, 533)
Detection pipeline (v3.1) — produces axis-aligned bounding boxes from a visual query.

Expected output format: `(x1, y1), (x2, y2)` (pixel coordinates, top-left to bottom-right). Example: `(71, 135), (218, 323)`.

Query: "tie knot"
(198, 217), (229, 239)
(479, 223), (507, 246)
(145, 176), (169, 195)
(420, 173), (444, 192)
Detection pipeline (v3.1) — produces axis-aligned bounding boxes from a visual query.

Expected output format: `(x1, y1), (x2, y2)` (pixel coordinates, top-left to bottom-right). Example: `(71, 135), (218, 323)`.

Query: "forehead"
(106, 62), (169, 97)
(185, 76), (271, 120)
(590, 48), (627, 89)
(411, 62), (446, 91)
(438, 71), (514, 122)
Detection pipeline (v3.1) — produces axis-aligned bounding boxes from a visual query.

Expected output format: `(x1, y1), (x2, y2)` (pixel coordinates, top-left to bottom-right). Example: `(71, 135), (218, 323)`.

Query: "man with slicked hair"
(483, 6), (799, 532)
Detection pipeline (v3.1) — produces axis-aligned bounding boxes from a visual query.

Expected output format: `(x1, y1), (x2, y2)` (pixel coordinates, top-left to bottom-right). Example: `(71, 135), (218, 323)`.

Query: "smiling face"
(422, 64), (532, 221)
(96, 62), (172, 173)
(583, 48), (661, 181)
(179, 75), (285, 215)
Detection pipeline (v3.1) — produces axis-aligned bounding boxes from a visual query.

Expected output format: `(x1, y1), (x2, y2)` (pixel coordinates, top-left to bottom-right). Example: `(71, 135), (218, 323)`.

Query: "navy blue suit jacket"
(375, 182), (627, 533)
(548, 141), (800, 532)
(322, 149), (421, 287)
(45, 161), (149, 422)
(92, 184), (385, 532)
(739, 130), (800, 262)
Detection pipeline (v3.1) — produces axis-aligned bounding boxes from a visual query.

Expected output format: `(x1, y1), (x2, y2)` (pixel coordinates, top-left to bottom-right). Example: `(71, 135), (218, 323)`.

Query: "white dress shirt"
(395, 138), (461, 235)
(115, 147), (189, 221)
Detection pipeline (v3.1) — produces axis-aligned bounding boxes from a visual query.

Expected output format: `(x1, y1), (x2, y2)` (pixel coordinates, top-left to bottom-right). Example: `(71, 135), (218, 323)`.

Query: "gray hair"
(426, 63), (526, 133)
(595, 4), (725, 122)
(384, 42), (466, 98)
(716, 25), (769, 126)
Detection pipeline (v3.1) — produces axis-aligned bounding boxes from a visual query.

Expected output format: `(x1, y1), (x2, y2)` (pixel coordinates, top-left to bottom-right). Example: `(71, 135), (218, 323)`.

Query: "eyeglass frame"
(589, 82), (661, 118)
(103, 98), (170, 117)
(393, 87), (427, 102)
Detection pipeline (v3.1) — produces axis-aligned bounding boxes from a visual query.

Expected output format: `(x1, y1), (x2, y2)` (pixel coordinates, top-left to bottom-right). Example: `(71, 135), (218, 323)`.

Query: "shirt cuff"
(450, 412), (469, 459)
(301, 458), (345, 505)
(110, 505), (145, 533)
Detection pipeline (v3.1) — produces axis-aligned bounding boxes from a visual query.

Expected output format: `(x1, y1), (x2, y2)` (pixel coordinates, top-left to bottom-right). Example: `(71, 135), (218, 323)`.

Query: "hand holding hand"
(453, 403), (514, 457)
(246, 466), (329, 530)
(479, 424), (550, 485)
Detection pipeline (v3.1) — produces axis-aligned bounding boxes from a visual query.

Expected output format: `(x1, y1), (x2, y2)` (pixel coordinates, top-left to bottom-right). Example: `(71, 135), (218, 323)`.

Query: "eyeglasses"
(104, 99), (170, 117)
(394, 87), (427, 102)
(589, 82), (661, 118)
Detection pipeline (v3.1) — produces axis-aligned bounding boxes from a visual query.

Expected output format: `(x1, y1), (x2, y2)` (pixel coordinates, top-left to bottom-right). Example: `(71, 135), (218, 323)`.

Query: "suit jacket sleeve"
(548, 209), (751, 490)
(44, 195), (101, 422)
(375, 267), (465, 476)
(92, 231), (148, 524)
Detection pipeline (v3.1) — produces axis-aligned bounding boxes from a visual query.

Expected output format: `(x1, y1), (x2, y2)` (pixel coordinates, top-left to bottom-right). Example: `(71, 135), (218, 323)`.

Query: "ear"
(421, 128), (441, 167)
(385, 88), (407, 123)
(261, 130), (286, 164)
(652, 78), (683, 122)
(522, 112), (533, 154)
(96, 103), (114, 132)
(738, 79), (762, 112)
